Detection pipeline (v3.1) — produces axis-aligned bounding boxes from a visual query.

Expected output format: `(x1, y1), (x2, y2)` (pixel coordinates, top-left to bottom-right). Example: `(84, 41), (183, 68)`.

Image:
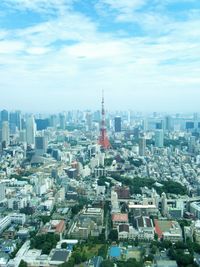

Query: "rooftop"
(51, 250), (70, 262)
(112, 213), (128, 222)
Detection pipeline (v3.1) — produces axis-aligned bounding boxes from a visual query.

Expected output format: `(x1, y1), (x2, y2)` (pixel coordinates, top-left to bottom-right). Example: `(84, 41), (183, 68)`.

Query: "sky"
(0, 0), (200, 112)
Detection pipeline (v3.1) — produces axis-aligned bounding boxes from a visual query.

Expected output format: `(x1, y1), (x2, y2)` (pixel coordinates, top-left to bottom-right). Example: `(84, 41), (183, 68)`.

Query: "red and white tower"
(98, 91), (110, 149)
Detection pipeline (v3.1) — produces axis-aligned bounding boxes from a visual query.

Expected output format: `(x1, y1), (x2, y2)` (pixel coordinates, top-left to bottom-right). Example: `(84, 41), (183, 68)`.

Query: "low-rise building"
(135, 216), (154, 240)
(112, 213), (128, 228)
(193, 220), (200, 244)
(49, 249), (71, 265)
(41, 220), (65, 234)
(0, 216), (11, 234)
(117, 224), (138, 240)
(154, 219), (183, 242)
(190, 202), (200, 219)
(10, 213), (26, 225)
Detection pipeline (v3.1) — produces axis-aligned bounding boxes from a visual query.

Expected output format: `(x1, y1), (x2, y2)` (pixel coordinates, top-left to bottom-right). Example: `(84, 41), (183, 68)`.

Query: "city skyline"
(0, 0), (200, 112)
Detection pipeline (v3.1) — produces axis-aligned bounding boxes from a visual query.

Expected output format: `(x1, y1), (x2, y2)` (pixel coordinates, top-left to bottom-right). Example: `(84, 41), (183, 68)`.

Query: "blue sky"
(0, 0), (200, 112)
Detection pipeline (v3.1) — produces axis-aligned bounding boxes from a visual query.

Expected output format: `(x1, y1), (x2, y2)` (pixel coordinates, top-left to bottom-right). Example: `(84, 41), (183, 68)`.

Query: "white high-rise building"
(161, 192), (168, 216)
(26, 115), (36, 147)
(19, 130), (26, 142)
(111, 190), (120, 213)
(0, 182), (6, 202)
(2, 121), (9, 146)
(142, 118), (148, 131)
(155, 129), (164, 148)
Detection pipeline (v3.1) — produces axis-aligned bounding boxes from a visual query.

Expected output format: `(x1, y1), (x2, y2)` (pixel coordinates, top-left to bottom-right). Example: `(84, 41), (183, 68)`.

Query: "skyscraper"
(114, 116), (122, 132)
(1, 109), (8, 123)
(165, 115), (172, 131)
(142, 118), (148, 131)
(26, 115), (36, 147)
(139, 136), (146, 156)
(9, 111), (21, 134)
(86, 112), (92, 131)
(59, 113), (66, 130)
(155, 129), (164, 148)
(1, 121), (10, 146)
(50, 115), (57, 128)
(35, 136), (48, 155)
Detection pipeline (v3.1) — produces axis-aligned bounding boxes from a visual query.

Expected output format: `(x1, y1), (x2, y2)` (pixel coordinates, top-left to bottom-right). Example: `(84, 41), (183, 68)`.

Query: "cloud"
(0, 0), (199, 112)
(1, 0), (73, 14)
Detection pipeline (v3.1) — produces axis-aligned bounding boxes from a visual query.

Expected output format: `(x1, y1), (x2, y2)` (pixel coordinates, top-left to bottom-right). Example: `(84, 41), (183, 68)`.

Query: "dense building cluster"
(1, 108), (200, 267)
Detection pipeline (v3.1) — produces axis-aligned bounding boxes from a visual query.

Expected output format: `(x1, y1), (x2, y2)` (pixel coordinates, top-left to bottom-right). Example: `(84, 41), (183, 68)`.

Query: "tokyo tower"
(98, 91), (110, 149)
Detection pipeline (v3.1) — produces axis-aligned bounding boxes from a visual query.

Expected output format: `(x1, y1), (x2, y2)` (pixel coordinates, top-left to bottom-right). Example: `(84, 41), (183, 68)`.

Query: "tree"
(98, 245), (108, 259)
(60, 258), (75, 267)
(127, 258), (143, 267)
(61, 243), (67, 249)
(150, 245), (157, 254)
(71, 204), (83, 218)
(144, 254), (154, 262)
(72, 252), (82, 264)
(108, 229), (118, 241)
(101, 260), (114, 267)
(20, 206), (35, 215)
(30, 233), (60, 254)
(154, 233), (158, 241)
(39, 215), (51, 224)
(176, 253), (193, 266)
(19, 260), (28, 267)
(81, 252), (87, 262)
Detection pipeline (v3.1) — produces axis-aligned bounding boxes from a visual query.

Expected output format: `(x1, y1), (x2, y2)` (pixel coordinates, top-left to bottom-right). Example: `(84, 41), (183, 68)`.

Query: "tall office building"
(26, 115), (36, 147)
(156, 120), (164, 130)
(9, 111), (21, 131)
(1, 121), (10, 146)
(35, 136), (48, 155)
(50, 115), (57, 128)
(139, 137), (146, 156)
(19, 130), (26, 143)
(35, 118), (49, 131)
(165, 115), (172, 131)
(114, 116), (122, 132)
(155, 129), (164, 148)
(1, 109), (8, 123)
(142, 118), (148, 131)
(189, 136), (196, 154)
(9, 112), (17, 134)
(86, 112), (92, 131)
(59, 113), (66, 130)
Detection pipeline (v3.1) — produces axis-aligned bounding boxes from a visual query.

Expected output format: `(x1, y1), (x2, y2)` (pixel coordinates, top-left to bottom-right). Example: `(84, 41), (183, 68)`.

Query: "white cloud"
(100, 0), (147, 10)
(0, 41), (25, 54)
(0, 0), (200, 111)
(2, 0), (73, 14)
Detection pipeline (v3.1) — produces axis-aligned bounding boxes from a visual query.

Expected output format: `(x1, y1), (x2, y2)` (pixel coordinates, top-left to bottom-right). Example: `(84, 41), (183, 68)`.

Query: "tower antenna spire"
(98, 90), (110, 149)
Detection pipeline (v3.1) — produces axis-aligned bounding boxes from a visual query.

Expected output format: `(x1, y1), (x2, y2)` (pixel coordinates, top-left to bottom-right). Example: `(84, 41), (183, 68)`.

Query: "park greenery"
(150, 239), (200, 267)
(60, 243), (108, 267)
(110, 173), (187, 195)
(30, 233), (60, 254)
